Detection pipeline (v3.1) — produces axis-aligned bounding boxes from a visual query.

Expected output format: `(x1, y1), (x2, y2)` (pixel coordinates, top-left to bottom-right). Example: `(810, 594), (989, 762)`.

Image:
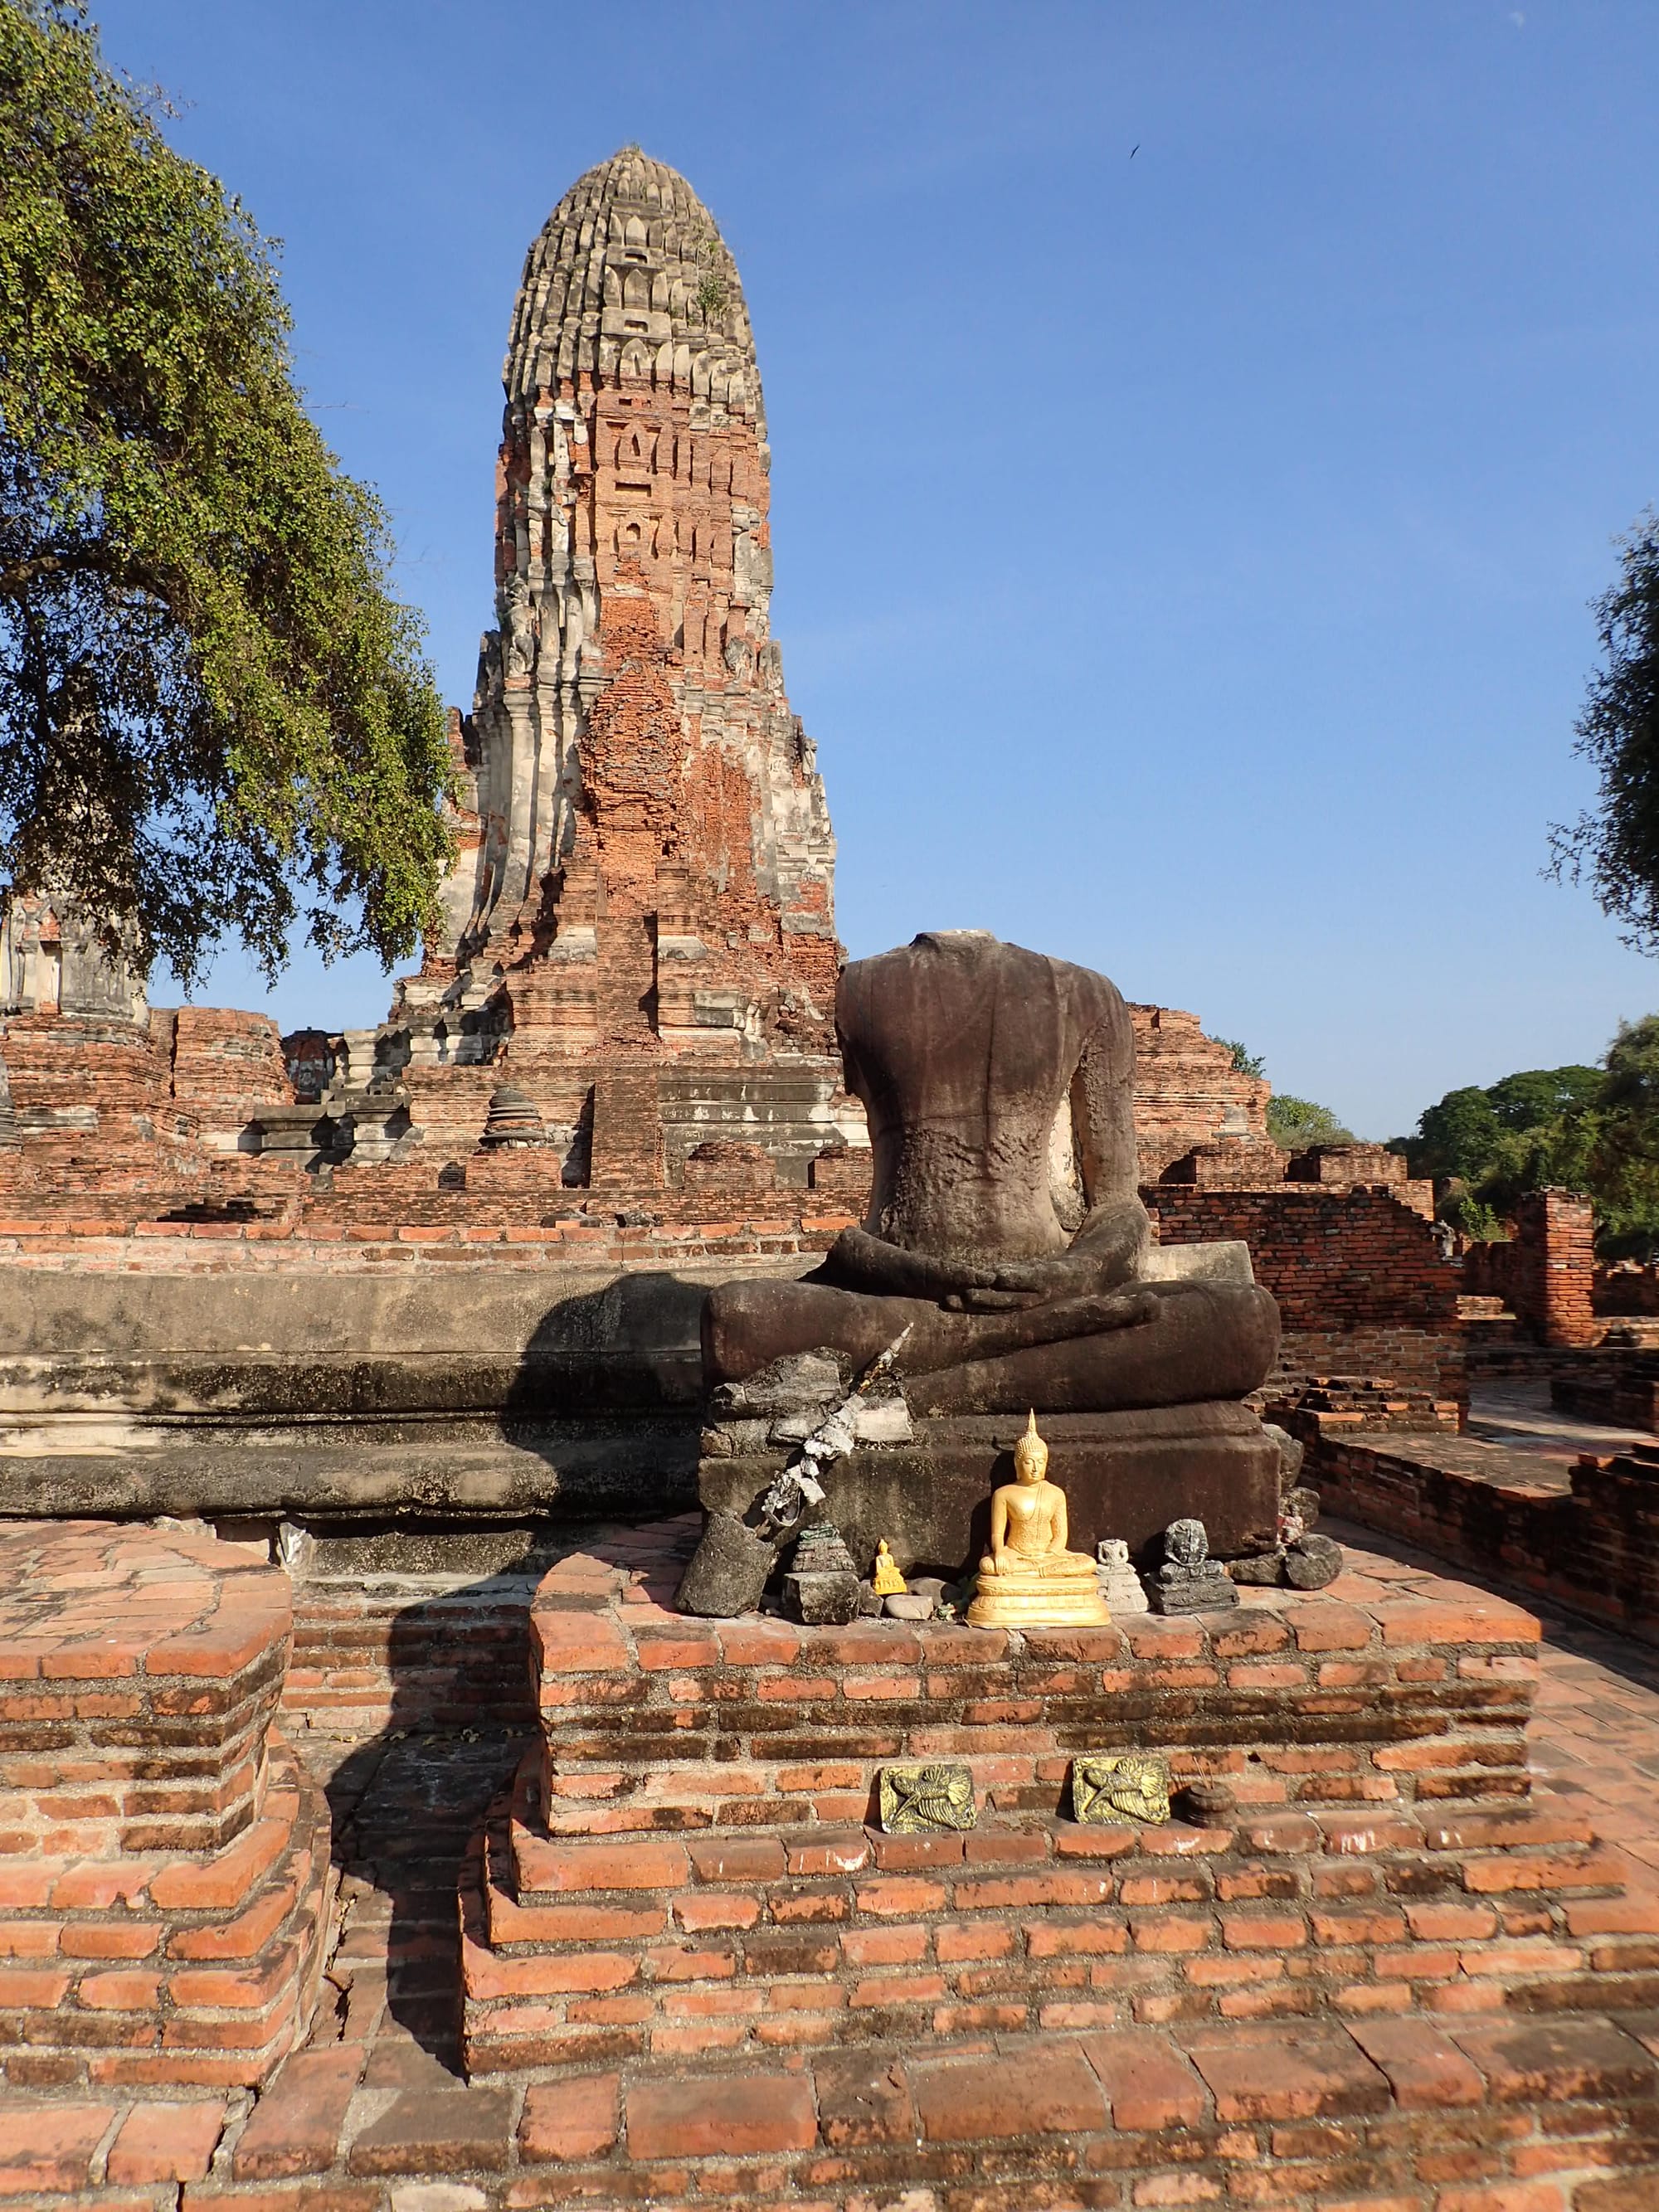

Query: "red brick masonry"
(5, 1525), (1659, 2205)
(0, 1524), (331, 2088)
(456, 1519), (1659, 2088)
(1313, 1432), (1659, 1647)
(1463, 1193), (1601, 1349)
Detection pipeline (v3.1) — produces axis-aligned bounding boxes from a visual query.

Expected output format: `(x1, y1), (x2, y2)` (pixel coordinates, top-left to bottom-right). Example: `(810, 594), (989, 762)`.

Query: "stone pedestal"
(698, 1401), (1282, 1578)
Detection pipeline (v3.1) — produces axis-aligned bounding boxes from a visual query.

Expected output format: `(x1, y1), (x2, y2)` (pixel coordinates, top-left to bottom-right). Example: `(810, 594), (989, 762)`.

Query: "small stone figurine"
(1096, 1538), (1150, 1616)
(781, 1520), (862, 1625)
(1149, 1517), (1239, 1615)
(966, 1412), (1111, 1629)
(872, 1540), (907, 1597)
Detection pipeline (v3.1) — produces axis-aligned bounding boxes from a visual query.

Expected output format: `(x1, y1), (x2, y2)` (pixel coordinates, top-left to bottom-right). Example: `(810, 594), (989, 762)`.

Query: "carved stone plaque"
(1071, 1752), (1171, 1826)
(878, 1762), (976, 1834)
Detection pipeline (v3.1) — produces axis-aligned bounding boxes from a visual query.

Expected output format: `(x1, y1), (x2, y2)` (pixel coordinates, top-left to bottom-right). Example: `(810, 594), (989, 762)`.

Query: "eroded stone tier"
(380, 146), (845, 1186)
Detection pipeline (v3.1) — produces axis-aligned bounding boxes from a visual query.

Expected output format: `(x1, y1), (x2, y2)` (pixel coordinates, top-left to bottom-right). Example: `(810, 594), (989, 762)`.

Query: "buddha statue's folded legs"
(703, 1275), (1280, 1417)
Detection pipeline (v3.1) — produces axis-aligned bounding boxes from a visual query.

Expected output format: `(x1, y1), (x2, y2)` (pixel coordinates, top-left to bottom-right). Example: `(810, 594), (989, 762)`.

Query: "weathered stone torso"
(839, 933), (1128, 1265)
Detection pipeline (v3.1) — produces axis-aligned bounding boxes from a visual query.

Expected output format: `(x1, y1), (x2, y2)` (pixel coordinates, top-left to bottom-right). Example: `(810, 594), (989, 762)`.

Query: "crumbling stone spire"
(403, 146), (839, 1082)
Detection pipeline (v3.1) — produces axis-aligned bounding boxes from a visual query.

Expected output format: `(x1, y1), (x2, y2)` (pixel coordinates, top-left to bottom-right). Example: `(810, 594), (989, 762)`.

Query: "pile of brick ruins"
(3, 147), (1659, 2210)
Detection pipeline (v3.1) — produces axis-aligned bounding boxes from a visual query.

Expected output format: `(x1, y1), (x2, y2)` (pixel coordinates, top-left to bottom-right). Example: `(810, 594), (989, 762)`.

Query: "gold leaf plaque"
(878, 1762), (976, 1834)
(1071, 1752), (1171, 1826)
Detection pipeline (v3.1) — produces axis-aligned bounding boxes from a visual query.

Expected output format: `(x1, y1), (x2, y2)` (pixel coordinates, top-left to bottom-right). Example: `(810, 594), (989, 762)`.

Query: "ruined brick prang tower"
(389, 147), (845, 1189)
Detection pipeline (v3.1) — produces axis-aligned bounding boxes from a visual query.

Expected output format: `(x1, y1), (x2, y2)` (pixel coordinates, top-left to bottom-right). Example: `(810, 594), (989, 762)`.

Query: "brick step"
(533, 1555), (1545, 1833)
(0, 1730), (333, 2089)
(0, 1519), (293, 1860)
(9, 2012), (1659, 2206)
(462, 1747), (1655, 2076)
(508, 2015), (1659, 2202)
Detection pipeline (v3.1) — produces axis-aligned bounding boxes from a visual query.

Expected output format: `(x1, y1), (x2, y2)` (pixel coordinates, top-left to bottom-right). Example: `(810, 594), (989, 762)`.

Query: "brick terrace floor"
(7, 1516), (1659, 2205)
(1462, 1378), (1659, 1492)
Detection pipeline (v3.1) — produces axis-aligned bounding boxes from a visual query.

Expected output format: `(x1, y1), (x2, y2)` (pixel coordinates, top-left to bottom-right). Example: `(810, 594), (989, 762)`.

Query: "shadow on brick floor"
(312, 1574), (541, 2072)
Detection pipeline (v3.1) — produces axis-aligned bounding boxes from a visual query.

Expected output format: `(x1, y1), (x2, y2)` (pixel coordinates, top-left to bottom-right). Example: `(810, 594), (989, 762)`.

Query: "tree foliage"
(1402, 1038), (1659, 1255)
(1486, 1065), (1602, 1131)
(1266, 1095), (1354, 1150)
(1410, 1085), (1503, 1184)
(0, 0), (454, 987)
(1588, 1017), (1659, 1255)
(1219, 1038), (1266, 1080)
(1220, 1041), (1351, 1149)
(1549, 513), (1659, 954)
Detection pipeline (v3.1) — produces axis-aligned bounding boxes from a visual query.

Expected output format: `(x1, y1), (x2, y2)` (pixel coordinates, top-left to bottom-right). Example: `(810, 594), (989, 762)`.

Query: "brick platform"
(0, 1523), (331, 2088)
(454, 1519), (1659, 2082)
(5, 1525), (1659, 2206)
(526, 1516), (1542, 1834)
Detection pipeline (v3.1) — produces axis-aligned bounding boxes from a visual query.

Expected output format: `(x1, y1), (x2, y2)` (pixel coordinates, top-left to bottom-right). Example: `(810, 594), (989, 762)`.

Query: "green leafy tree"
(1476, 1115), (1597, 1220)
(1485, 1066), (1602, 1131)
(0, 0), (454, 987)
(1549, 513), (1659, 952)
(1265, 1095), (1355, 1150)
(1218, 1039), (1266, 1080)
(1408, 1086), (1502, 1183)
(1587, 1016), (1659, 1256)
(1449, 1194), (1508, 1242)
(1404, 1040), (1659, 1252)
(1405, 1076), (1588, 1221)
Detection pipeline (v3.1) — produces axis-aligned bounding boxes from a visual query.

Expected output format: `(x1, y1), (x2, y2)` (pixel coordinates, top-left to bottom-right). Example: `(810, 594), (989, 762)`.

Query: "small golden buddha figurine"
(966, 1412), (1112, 1629)
(872, 1539), (907, 1597)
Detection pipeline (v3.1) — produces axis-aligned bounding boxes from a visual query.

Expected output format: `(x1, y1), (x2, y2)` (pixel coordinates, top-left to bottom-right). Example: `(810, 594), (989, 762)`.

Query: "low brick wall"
(0, 1521), (331, 2088)
(1312, 1432), (1659, 1645)
(1147, 1187), (1459, 1334)
(1554, 1350), (1659, 1434)
(1268, 1326), (1465, 1407)
(285, 1570), (540, 1738)
(464, 1755), (1648, 2075)
(1149, 1186), (1467, 1411)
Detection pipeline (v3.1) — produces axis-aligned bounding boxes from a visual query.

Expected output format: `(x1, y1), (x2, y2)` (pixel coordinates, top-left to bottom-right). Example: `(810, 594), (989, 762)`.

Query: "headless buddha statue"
(704, 932), (1279, 1416)
(966, 1412), (1109, 1628)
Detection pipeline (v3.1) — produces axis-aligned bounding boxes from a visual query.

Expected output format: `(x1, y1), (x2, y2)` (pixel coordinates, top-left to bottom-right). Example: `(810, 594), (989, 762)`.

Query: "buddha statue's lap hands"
(967, 1203), (1151, 1310)
(948, 1280), (1160, 1329)
(823, 1225), (1000, 1303)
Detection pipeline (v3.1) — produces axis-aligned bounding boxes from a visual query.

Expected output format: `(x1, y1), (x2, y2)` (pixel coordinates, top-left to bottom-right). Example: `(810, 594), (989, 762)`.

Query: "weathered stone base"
(699, 1403), (1283, 1578)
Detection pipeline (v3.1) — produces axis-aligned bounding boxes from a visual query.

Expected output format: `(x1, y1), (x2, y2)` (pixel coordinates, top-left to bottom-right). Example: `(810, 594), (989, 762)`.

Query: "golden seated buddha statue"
(966, 1413), (1112, 1629)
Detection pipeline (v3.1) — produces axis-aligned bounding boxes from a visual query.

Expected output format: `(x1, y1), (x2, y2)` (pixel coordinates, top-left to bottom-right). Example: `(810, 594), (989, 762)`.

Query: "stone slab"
(698, 1403), (1282, 1576)
(0, 1424), (700, 1522)
(0, 1262), (728, 1520)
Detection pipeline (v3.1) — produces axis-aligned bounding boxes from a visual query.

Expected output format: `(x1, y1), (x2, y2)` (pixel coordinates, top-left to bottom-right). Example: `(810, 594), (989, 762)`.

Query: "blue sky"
(94, 0), (1659, 1139)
